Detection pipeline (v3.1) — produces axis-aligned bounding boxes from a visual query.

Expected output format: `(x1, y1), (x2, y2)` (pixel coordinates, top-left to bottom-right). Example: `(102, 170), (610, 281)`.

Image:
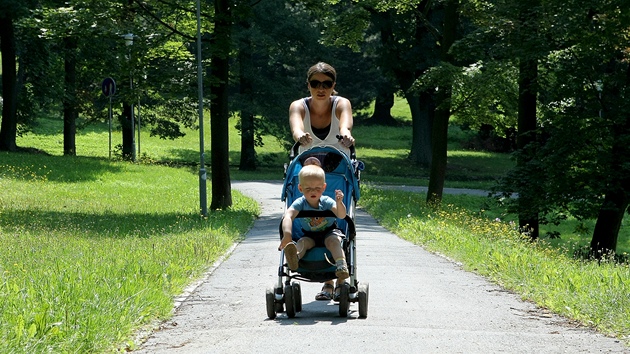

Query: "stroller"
(265, 141), (368, 319)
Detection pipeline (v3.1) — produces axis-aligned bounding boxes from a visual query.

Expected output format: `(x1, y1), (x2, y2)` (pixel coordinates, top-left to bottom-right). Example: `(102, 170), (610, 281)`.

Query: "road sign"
(102, 77), (116, 97)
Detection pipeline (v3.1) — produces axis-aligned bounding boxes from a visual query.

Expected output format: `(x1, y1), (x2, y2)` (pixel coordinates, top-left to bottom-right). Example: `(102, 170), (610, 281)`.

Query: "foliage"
(230, 0), (380, 150)
(9, 0), (209, 145)
(493, 0), (630, 226)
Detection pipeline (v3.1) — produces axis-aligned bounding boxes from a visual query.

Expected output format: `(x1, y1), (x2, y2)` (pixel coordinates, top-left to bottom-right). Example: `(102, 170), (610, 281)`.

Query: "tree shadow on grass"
(1, 152), (127, 183)
(1, 208), (255, 239)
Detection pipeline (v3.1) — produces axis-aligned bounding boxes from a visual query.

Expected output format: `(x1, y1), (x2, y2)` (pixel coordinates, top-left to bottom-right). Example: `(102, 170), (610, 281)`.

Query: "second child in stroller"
(278, 163), (350, 280)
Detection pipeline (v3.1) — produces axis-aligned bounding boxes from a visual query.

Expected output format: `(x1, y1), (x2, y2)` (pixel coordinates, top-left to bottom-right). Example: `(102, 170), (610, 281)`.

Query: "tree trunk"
(407, 91), (433, 167)
(590, 65), (630, 256)
(238, 31), (256, 171)
(516, 58), (540, 240)
(590, 192), (628, 256)
(239, 111), (256, 170)
(373, 8), (432, 166)
(0, 14), (18, 152)
(426, 0), (458, 204)
(210, 0), (232, 210)
(120, 0), (136, 161)
(63, 36), (77, 156)
(367, 84), (398, 126)
(121, 103), (134, 160)
(426, 89), (449, 204)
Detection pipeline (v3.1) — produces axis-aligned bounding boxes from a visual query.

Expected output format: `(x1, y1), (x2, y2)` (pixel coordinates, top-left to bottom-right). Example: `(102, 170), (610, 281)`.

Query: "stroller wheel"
(265, 287), (276, 319)
(338, 283), (350, 317)
(292, 282), (302, 313)
(358, 282), (369, 319)
(284, 284), (296, 318)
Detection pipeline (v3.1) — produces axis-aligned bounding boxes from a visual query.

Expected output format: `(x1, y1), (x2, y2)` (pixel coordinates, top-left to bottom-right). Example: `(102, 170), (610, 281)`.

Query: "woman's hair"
(306, 62), (338, 95)
(299, 164), (325, 184)
(307, 62), (337, 82)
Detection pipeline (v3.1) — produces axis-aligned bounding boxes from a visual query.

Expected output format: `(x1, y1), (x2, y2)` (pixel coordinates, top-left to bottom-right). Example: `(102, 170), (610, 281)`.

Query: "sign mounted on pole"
(102, 77), (116, 97)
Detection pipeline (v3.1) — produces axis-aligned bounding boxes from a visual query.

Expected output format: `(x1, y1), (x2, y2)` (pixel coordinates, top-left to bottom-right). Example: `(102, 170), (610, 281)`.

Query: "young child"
(279, 162), (349, 279)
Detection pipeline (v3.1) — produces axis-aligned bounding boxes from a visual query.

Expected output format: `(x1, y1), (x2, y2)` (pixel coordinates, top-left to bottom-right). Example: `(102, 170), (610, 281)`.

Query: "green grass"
(22, 110), (513, 190)
(5, 101), (630, 350)
(359, 187), (630, 343)
(0, 152), (258, 352)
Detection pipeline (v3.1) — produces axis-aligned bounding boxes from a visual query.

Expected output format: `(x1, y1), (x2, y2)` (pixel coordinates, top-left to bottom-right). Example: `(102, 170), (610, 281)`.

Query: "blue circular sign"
(102, 77), (116, 97)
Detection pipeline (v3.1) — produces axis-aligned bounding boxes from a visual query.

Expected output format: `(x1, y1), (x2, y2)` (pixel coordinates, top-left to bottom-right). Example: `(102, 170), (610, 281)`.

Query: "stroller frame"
(265, 143), (368, 319)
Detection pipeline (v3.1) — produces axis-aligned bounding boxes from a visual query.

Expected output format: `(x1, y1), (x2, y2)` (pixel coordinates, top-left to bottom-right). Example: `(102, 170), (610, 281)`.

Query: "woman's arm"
(289, 100), (311, 144)
(336, 97), (354, 147)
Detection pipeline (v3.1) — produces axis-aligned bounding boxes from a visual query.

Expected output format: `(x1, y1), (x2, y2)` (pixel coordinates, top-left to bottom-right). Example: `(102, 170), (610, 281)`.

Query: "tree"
(426, 0), (459, 204)
(514, 0), (543, 240)
(0, 0), (33, 151)
(480, 0), (630, 253)
(366, 4), (437, 167)
(210, 0), (232, 210)
(230, 0), (379, 169)
(63, 35), (78, 155)
(366, 80), (399, 126)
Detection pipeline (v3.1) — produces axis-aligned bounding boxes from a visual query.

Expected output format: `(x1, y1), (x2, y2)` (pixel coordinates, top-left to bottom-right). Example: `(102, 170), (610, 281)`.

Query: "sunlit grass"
(0, 153), (258, 352)
(360, 186), (630, 342)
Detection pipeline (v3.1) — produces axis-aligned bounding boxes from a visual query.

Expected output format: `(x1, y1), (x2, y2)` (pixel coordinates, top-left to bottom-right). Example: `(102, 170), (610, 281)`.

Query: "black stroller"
(266, 142), (368, 318)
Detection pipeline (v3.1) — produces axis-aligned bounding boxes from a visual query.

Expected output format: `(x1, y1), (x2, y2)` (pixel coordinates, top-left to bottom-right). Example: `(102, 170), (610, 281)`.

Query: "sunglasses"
(308, 80), (334, 89)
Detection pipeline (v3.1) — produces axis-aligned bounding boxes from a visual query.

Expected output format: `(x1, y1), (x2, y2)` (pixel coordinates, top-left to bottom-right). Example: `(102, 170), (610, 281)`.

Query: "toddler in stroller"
(265, 144), (368, 319)
(278, 162), (350, 279)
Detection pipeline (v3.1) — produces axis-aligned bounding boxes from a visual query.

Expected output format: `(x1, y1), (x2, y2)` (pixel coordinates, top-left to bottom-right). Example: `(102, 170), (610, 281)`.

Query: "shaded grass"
(19, 112), (513, 190)
(359, 187), (630, 343)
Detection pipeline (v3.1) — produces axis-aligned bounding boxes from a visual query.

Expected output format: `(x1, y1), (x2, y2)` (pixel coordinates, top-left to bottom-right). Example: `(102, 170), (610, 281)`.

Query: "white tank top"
(299, 96), (350, 156)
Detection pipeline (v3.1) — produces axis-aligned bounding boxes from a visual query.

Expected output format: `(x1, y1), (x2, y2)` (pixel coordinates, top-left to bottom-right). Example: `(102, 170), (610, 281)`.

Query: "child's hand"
(335, 189), (344, 201)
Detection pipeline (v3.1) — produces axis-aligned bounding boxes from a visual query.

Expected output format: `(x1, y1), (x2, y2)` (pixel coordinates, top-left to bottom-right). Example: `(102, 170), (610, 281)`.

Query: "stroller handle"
(290, 136), (356, 160)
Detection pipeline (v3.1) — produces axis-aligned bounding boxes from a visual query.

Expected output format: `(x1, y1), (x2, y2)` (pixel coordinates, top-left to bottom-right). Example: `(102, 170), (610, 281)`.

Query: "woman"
(288, 62), (355, 301)
(289, 62), (355, 155)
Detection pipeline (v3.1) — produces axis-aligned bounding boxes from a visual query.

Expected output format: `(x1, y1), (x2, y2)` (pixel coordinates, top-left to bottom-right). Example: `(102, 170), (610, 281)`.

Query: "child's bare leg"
(325, 235), (349, 279)
(296, 236), (315, 259)
(324, 235), (345, 261)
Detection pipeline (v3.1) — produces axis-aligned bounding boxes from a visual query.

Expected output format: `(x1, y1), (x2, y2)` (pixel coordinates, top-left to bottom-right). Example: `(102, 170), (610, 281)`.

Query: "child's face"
(299, 176), (326, 206)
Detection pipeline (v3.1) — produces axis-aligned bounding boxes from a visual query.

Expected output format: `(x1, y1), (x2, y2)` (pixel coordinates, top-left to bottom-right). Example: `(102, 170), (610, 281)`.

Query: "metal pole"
(108, 96), (112, 159)
(125, 33), (136, 162)
(130, 63), (136, 162)
(137, 101), (141, 156)
(196, 0), (208, 217)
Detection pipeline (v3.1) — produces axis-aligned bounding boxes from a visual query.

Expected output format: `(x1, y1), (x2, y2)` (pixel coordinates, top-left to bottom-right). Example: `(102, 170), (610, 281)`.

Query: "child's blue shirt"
(289, 195), (336, 232)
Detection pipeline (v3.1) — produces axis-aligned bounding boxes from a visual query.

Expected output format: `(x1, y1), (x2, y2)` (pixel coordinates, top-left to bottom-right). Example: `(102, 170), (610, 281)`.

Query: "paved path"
(134, 181), (627, 353)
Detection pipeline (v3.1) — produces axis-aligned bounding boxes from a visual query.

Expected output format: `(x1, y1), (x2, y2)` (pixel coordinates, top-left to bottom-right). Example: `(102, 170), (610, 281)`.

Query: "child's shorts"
(302, 228), (344, 247)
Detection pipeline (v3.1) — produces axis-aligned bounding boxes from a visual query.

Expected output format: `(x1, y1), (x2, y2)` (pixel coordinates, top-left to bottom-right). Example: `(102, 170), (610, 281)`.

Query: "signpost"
(102, 77), (116, 158)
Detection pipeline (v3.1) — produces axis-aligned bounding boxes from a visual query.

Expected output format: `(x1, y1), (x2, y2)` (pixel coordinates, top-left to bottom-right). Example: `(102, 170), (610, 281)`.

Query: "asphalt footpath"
(134, 181), (628, 354)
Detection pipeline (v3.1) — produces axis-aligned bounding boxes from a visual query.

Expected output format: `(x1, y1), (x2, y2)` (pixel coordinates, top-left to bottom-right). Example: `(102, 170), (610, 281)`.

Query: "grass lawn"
(2, 99), (629, 350)
(0, 151), (258, 352)
(360, 187), (630, 342)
